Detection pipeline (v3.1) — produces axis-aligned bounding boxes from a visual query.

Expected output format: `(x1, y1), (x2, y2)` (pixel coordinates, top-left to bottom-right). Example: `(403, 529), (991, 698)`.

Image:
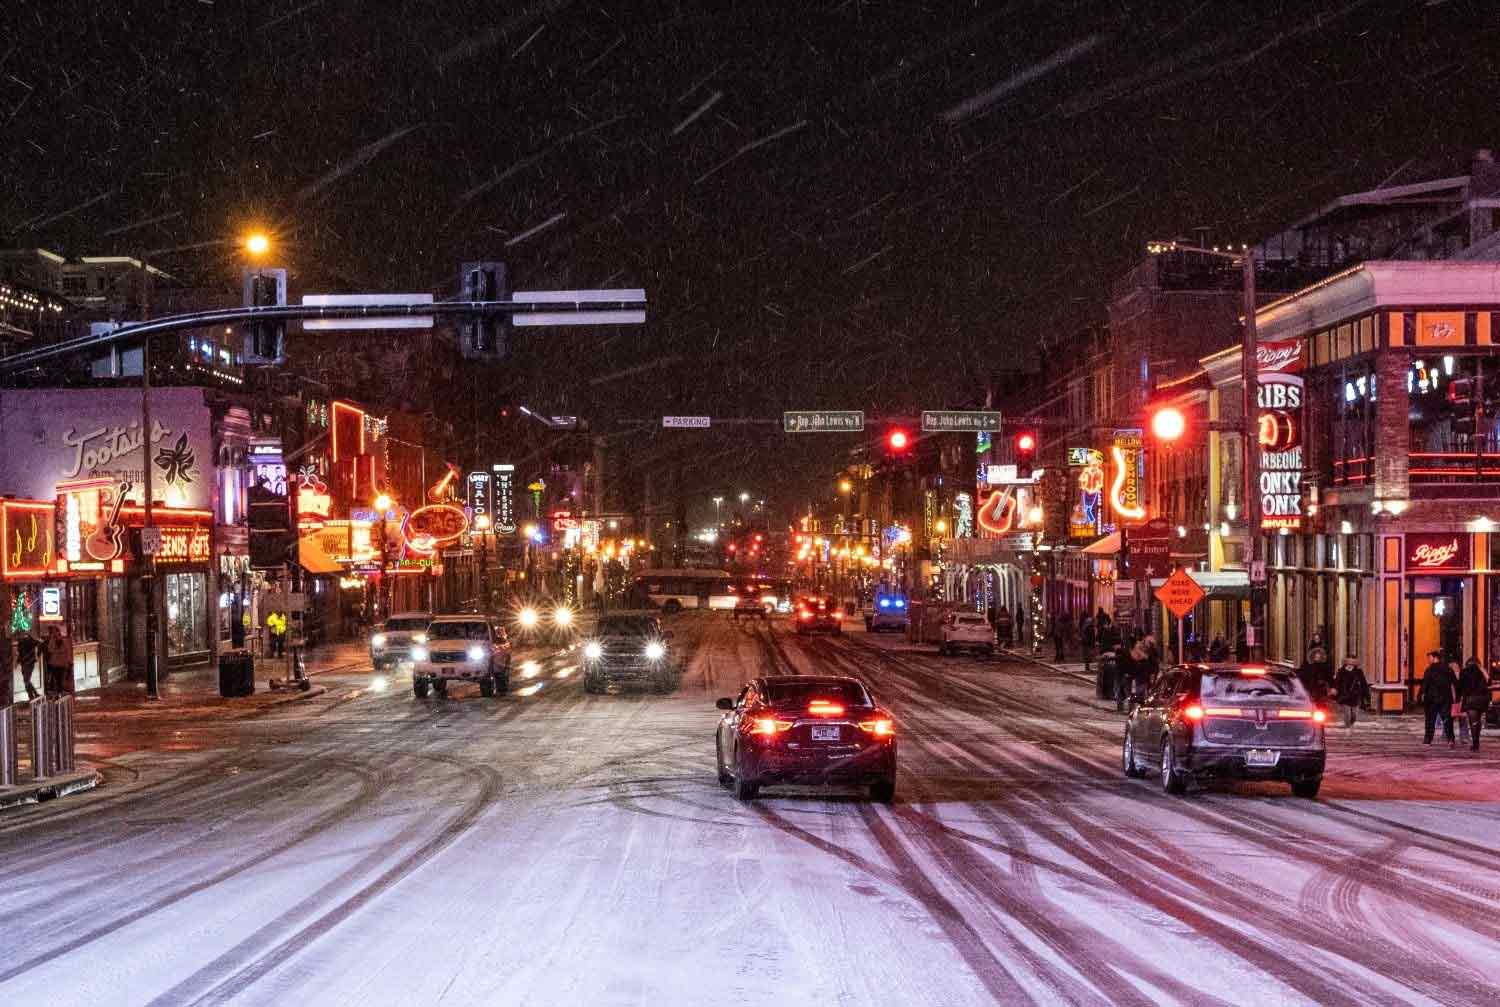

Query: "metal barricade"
(50, 696), (76, 774)
(0, 705), (17, 787)
(29, 697), (52, 780)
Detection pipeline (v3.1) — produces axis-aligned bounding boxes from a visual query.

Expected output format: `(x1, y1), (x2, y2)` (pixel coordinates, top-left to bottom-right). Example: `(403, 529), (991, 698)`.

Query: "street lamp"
(373, 493), (394, 618)
(738, 492), (750, 504)
(244, 232), (271, 257)
(474, 513), (493, 614)
(839, 479), (853, 494)
(712, 496), (724, 526)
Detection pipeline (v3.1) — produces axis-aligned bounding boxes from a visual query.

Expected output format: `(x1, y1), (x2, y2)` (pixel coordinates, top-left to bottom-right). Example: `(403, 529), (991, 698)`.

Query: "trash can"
(1096, 654), (1117, 700)
(219, 650), (256, 698)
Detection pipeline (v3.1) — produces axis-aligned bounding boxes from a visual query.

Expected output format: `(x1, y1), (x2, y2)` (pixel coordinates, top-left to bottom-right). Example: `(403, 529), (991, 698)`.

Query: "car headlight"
(518, 607), (539, 628)
(412, 632), (428, 644)
(411, 646), (429, 662)
(467, 644), (487, 663)
(371, 633), (387, 648)
(552, 607), (574, 627)
(644, 641), (666, 661)
(584, 641), (603, 661)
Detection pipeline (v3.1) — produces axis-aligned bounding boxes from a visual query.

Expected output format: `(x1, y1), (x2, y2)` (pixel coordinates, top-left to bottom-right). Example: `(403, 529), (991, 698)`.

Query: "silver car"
(369, 612), (432, 669)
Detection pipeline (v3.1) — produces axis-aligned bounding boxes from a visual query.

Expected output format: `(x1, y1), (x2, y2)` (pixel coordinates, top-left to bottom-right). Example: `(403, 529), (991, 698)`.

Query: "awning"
(297, 525), (347, 574)
(1081, 532), (1120, 555)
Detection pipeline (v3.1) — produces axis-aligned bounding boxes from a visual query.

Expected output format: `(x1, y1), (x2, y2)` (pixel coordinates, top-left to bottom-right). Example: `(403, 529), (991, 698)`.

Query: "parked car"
(939, 612), (995, 656)
(582, 611), (675, 693)
(369, 611), (432, 670)
(410, 615), (512, 698)
(715, 675), (897, 802)
(1122, 664), (1327, 797)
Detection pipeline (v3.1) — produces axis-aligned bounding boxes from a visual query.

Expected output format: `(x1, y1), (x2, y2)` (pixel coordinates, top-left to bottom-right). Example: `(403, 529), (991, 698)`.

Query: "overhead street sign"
(302, 293), (434, 330)
(1155, 568), (1206, 621)
(784, 410), (865, 433)
(662, 416), (711, 428)
(922, 410), (1001, 433)
(511, 288), (647, 327)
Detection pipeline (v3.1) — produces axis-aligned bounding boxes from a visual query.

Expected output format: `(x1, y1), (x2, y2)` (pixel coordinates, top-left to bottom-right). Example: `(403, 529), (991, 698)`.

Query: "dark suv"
(582, 612), (675, 693)
(1123, 664), (1327, 797)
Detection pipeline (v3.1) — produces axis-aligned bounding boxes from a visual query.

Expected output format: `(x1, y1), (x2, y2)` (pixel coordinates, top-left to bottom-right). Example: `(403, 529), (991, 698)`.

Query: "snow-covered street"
(4, 613), (1499, 1007)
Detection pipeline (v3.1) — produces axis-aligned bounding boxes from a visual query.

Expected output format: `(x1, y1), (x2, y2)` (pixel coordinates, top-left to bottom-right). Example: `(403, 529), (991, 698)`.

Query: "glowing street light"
(838, 479), (853, 494)
(738, 492), (750, 504)
(244, 232), (271, 257)
(1150, 406), (1187, 442)
(373, 492), (393, 512)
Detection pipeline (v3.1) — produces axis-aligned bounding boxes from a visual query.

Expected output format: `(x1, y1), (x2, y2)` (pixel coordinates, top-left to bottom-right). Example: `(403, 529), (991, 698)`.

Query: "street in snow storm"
(3, 3), (1500, 1005)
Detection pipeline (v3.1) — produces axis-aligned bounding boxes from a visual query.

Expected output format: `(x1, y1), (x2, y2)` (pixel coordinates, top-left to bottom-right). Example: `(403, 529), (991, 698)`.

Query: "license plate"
(1246, 749), (1280, 767)
(810, 726), (841, 742)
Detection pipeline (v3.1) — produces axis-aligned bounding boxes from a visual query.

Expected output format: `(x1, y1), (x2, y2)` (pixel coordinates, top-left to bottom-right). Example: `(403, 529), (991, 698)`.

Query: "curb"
(0, 768), (102, 812)
(1002, 648), (1097, 686)
(263, 684), (328, 704)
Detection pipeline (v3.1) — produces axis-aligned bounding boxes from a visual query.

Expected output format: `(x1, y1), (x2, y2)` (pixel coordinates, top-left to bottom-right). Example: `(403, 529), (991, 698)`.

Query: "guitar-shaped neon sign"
(977, 489), (1017, 535)
(85, 481), (131, 562)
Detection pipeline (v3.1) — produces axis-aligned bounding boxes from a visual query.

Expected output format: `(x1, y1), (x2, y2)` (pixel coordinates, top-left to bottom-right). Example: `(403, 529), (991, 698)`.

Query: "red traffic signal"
(1150, 406), (1187, 442)
(887, 429), (910, 452)
(1015, 431), (1036, 454)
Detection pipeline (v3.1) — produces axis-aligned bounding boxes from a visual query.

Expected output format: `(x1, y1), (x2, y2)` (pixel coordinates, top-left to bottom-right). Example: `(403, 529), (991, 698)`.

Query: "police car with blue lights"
(865, 591), (909, 633)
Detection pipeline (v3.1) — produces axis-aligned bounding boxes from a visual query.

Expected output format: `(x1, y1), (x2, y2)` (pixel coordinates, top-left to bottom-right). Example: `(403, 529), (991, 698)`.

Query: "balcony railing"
(1335, 441), (1500, 485)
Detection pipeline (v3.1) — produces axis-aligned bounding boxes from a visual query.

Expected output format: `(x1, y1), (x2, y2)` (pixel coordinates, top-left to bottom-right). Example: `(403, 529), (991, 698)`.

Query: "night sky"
(4, 0), (1497, 517)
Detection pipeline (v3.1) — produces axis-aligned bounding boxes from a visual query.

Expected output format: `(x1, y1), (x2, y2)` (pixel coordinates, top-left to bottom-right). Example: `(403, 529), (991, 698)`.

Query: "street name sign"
(922, 410), (1001, 433)
(662, 416), (711, 429)
(784, 411), (865, 433)
(1155, 568), (1206, 620)
(511, 288), (647, 327)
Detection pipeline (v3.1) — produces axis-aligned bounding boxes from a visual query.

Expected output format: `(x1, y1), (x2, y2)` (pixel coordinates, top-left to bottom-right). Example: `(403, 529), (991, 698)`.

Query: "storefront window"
(1408, 354), (1495, 458)
(165, 571), (208, 655)
(1332, 359), (1377, 484)
(66, 581), (98, 643)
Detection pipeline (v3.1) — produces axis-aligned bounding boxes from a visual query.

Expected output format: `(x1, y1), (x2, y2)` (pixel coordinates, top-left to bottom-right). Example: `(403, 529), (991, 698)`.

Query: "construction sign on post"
(1155, 568), (1205, 621)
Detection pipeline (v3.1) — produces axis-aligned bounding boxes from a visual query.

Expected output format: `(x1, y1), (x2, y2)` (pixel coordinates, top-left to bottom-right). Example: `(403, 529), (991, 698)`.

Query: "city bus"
(630, 568), (737, 613)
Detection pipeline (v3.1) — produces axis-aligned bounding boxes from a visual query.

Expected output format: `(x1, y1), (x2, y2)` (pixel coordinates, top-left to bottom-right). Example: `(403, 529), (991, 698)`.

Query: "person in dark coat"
(1114, 638), (1137, 712)
(1298, 648), (1334, 707)
(1420, 650), (1458, 746)
(15, 628), (41, 703)
(1052, 611), (1071, 663)
(1208, 635), (1229, 663)
(1333, 654), (1368, 728)
(1458, 658), (1490, 752)
(994, 605), (1013, 646)
(1080, 616), (1097, 672)
(44, 625), (75, 696)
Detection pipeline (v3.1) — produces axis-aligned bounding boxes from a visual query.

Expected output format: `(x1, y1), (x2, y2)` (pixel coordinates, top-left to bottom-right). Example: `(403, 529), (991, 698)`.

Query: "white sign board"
(662, 416), (711, 429)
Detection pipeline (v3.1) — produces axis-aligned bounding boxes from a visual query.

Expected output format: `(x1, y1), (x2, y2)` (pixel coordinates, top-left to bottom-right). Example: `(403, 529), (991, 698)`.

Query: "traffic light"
(460, 261), (508, 360)
(1450, 377), (1480, 439)
(1014, 429), (1037, 477)
(886, 428), (911, 453)
(242, 268), (287, 366)
(1149, 406), (1186, 443)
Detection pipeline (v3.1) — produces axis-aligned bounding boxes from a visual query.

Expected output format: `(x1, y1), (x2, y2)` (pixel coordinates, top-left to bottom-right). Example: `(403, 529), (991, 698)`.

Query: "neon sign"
(154, 526), (211, 565)
(977, 489), (1017, 535)
(403, 503), (469, 554)
(295, 468), (331, 533)
(1407, 533), (1469, 571)
(1110, 432), (1145, 523)
(2, 500), (55, 579)
(1258, 372), (1304, 530)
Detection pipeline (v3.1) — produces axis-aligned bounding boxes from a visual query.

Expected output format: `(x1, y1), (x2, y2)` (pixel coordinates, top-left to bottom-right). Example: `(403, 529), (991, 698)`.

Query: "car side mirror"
(715, 697), (734, 710)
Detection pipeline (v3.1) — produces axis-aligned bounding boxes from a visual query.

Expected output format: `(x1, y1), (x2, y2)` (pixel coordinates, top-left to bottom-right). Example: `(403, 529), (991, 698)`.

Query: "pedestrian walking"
(43, 625), (74, 696)
(15, 627), (41, 702)
(1113, 638), (1136, 711)
(1080, 615), (1097, 672)
(1420, 650), (1458, 747)
(1458, 658), (1490, 751)
(1333, 654), (1368, 728)
(1052, 611), (1071, 663)
(1298, 647), (1334, 707)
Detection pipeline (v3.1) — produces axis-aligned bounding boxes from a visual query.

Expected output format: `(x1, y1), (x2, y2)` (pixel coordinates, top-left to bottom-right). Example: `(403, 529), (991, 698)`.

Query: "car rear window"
(386, 618), (429, 631)
(1200, 672), (1309, 703)
(600, 617), (657, 636)
(955, 615), (988, 626)
(428, 621), (489, 641)
(762, 680), (871, 707)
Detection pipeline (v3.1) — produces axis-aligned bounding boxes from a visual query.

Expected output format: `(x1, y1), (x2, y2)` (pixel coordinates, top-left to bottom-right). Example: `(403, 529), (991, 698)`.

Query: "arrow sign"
(922, 410), (1001, 433)
(662, 416), (711, 429)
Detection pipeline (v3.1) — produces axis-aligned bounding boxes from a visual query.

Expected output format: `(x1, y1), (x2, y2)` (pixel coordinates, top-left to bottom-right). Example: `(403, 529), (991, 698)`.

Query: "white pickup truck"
(939, 612), (996, 657)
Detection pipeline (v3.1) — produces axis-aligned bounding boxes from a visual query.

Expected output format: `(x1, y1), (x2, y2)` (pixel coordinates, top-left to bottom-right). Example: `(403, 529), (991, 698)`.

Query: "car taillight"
(1312, 709), (1327, 724)
(798, 610), (813, 620)
(808, 701), (845, 716)
(1277, 710), (1315, 719)
(1183, 704), (1204, 722)
(858, 719), (895, 737)
(752, 718), (794, 735)
(1202, 707), (1242, 716)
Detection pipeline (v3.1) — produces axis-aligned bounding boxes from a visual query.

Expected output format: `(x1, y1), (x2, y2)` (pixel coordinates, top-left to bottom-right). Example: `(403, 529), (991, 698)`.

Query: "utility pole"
(139, 258), (159, 700)
(1241, 250), (1265, 661)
